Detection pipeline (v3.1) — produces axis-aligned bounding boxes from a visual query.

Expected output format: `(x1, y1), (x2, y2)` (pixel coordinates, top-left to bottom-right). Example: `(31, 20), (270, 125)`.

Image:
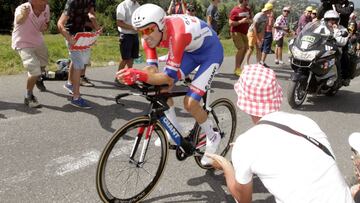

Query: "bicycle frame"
(117, 83), (214, 163)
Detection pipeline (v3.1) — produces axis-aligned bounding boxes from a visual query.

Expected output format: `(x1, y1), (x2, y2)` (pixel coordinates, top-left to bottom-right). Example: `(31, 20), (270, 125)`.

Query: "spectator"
(57, 0), (101, 109)
(115, 0), (140, 86)
(244, 3), (272, 65)
(186, 4), (196, 16)
(79, 17), (96, 87)
(167, 0), (187, 15)
(348, 132), (360, 203)
(296, 6), (312, 35)
(206, 64), (354, 203)
(229, 0), (252, 76)
(273, 6), (290, 65)
(311, 9), (318, 22)
(259, 9), (274, 68)
(207, 0), (221, 34)
(11, 0), (50, 108)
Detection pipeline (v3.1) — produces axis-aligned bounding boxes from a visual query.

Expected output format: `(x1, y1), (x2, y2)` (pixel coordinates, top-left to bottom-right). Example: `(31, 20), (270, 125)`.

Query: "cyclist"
(116, 3), (224, 165)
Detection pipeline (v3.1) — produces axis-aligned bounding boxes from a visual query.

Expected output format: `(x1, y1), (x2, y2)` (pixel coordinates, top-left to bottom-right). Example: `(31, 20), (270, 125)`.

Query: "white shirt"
(116, 0), (139, 34)
(232, 111), (353, 203)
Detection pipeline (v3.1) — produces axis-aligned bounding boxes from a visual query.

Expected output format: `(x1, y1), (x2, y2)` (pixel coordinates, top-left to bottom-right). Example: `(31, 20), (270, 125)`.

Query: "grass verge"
(0, 34), (287, 75)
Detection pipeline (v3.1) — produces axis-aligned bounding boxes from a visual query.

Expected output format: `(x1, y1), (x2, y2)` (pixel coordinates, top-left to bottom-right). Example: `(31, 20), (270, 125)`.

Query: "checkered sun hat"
(234, 64), (283, 117)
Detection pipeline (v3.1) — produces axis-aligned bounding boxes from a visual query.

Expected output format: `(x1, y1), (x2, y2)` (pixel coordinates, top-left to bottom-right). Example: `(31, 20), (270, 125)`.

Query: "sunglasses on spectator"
(138, 24), (156, 36)
(187, 9), (195, 12)
(283, 10), (290, 13)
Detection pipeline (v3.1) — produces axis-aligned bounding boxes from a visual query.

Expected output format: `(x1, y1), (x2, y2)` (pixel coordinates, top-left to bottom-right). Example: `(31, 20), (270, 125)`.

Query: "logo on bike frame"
(160, 116), (181, 145)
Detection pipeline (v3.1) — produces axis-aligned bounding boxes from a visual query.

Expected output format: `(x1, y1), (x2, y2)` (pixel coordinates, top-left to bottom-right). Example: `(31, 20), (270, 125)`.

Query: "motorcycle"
(287, 21), (360, 108)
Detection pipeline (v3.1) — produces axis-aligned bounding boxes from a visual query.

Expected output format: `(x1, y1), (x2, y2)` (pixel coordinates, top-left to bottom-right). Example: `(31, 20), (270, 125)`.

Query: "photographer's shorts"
(17, 44), (48, 76)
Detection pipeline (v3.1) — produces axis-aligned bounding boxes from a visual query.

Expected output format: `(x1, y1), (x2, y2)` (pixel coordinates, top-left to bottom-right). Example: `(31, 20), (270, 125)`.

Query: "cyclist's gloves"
(116, 68), (149, 85)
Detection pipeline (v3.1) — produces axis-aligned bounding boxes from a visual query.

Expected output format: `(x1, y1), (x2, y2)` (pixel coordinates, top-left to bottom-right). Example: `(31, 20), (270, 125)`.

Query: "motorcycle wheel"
(287, 80), (308, 108)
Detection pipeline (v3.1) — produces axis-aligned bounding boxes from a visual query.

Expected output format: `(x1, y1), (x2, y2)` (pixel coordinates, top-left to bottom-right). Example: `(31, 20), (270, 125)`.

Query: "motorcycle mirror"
(349, 132), (360, 153)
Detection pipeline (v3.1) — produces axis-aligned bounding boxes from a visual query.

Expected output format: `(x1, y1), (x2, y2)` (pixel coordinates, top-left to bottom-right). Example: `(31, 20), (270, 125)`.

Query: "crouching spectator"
(207, 64), (354, 203)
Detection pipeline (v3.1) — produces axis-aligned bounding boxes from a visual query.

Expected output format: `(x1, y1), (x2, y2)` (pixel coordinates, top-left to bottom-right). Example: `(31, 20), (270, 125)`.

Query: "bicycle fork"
(129, 125), (153, 167)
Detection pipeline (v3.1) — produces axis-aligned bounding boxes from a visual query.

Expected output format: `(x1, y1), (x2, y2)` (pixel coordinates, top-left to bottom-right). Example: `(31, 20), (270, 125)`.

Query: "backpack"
(43, 59), (70, 80)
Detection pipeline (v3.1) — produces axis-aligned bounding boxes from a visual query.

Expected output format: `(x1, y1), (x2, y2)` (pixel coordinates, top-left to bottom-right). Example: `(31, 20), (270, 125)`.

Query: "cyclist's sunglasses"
(138, 24), (157, 36)
(188, 8), (195, 12)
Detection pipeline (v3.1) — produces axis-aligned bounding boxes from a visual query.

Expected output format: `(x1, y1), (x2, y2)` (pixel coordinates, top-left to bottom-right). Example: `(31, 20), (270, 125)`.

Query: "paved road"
(1, 55), (360, 202)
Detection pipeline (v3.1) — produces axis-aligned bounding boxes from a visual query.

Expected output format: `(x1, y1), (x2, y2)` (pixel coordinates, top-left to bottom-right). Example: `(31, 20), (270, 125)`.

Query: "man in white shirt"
(115, 0), (140, 86)
(206, 64), (354, 203)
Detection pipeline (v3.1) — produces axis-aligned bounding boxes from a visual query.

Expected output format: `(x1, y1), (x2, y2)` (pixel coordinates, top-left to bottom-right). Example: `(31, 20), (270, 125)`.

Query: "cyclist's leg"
(163, 52), (199, 137)
(184, 62), (221, 165)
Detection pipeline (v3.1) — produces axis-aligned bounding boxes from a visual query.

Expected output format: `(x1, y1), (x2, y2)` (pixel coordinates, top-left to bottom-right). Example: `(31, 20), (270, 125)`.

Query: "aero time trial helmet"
(132, 4), (166, 31)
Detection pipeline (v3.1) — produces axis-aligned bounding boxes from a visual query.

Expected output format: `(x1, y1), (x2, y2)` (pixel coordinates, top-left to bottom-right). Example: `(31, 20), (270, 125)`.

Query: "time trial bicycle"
(96, 82), (236, 203)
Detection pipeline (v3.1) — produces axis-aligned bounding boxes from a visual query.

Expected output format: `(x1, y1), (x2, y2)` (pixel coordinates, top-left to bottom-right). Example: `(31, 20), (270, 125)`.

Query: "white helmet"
(132, 4), (166, 31)
(324, 10), (340, 20)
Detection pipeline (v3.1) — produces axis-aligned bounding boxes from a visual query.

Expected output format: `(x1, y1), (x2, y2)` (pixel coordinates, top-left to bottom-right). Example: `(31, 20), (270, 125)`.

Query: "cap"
(262, 3), (273, 12)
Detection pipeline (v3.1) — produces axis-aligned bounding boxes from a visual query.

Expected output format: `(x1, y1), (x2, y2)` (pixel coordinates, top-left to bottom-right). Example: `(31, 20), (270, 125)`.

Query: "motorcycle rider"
(314, 10), (350, 85)
(318, 0), (354, 28)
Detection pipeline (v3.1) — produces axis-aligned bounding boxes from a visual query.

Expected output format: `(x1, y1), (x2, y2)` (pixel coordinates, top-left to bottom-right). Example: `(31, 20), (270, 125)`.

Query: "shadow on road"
(295, 90), (360, 114)
(143, 170), (275, 203)
(43, 90), (149, 133)
(0, 100), (42, 117)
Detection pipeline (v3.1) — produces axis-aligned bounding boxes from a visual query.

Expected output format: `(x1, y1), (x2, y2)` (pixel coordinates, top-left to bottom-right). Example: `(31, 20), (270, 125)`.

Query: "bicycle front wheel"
(194, 98), (237, 169)
(96, 116), (168, 203)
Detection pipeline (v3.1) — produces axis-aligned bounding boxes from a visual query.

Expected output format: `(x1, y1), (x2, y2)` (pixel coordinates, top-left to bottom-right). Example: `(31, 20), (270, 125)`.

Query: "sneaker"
(63, 82), (73, 94)
(24, 95), (41, 108)
(70, 97), (92, 109)
(80, 76), (95, 87)
(259, 61), (270, 68)
(201, 132), (221, 166)
(234, 68), (242, 76)
(275, 59), (279, 65)
(36, 79), (46, 92)
(279, 60), (284, 65)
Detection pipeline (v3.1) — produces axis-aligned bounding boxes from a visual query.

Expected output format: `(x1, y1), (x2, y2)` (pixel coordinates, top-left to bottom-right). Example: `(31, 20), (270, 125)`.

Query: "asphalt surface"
(1, 55), (360, 203)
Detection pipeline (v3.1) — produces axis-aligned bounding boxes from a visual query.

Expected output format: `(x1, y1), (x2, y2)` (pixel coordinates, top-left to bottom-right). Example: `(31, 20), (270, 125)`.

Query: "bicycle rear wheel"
(96, 116), (168, 203)
(194, 98), (237, 169)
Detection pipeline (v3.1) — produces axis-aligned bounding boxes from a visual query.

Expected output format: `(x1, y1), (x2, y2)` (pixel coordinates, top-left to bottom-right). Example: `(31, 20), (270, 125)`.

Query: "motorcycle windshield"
(296, 21), (325, 50)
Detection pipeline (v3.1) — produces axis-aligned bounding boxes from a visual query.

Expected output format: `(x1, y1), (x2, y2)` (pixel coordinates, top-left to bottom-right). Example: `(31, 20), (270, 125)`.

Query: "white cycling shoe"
(154, 131), (173, 147)
(201, 132), (221, 166)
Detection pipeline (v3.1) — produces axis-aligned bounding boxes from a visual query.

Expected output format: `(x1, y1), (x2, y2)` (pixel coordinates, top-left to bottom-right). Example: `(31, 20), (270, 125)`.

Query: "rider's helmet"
(132, 4), (166, 31)
(324, 10), (340, 21)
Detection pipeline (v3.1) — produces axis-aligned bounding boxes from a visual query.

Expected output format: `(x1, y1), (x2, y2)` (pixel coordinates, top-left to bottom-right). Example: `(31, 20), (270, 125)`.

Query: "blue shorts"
(164, 23), (224, 101)
(261, 31), (273, 54)
(66, 41), (91, 70)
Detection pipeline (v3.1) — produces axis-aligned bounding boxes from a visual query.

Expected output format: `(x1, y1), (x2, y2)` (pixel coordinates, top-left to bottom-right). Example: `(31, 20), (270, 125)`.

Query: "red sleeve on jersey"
(165, 18), (192, 73)
(142, 38), (158, 66)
